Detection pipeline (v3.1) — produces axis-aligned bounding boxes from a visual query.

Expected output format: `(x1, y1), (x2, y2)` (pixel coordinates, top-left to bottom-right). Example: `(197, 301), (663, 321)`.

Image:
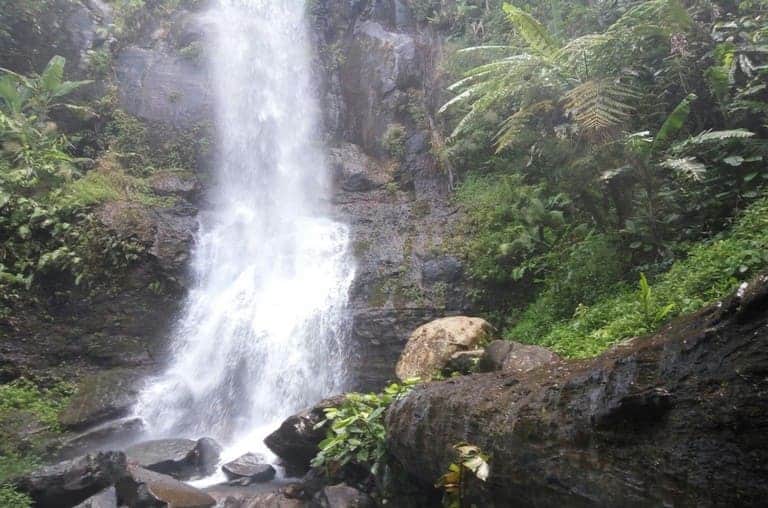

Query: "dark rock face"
(311, 0), (471, 389)
(116, 464), (215, 508)
(387, 276), (768, 507)
(264, 395), (345, 472)
(125, 437), (222, 481)
(222, 453), (276, 484)
(17, 451), (127, 508)
(115, 47), (213, 127)
(311, 483), (374, 508)
(95, 200), (198, 277)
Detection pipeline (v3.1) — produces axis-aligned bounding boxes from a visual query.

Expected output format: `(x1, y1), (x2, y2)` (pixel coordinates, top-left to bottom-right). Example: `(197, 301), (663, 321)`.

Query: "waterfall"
(135, 0), (354, 466)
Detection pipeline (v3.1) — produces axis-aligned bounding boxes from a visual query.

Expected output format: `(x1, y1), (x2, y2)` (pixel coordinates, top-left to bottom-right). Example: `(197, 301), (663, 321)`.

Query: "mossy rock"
(58, 369), (142, 431)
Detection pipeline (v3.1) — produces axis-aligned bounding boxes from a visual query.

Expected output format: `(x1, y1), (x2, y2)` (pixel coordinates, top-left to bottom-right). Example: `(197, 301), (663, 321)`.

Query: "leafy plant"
(0, 55), (91, 193)
(637, 273), (674, 327)
(382, 123), (407, 160)
(311, 378), (420, 494)
(436, 443), (490, 508)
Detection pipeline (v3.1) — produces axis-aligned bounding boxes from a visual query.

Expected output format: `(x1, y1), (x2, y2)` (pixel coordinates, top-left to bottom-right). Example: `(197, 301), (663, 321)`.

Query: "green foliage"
(0, 56), (91, 193)
(0, 378), (74, 486)
(441, 0), (691, 150)
(436, 443), (490, 508)
(510, 195), (768, 357)
(0, 378), (73, 430)
(382, 123), (407, 160)
(455, 172), (571, 287)
(0, 485), (31, 508)
(311, 379), (420, 495)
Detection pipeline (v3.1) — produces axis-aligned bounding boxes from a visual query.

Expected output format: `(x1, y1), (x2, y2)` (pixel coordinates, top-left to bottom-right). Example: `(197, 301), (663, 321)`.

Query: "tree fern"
(563, 79), (640, 138)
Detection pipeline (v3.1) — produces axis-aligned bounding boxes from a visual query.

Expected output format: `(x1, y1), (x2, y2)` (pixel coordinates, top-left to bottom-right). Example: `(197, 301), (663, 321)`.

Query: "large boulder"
(16, 451), (127, 508)
(395, 316), (493, 380)
(148, 170), (201, 199)
(115, 45), (213, 128)
(477, 339), (561, 374)
(116, 464), (215, 508)
(387, 276), (768, 507)
(125, 437), (221, 480)
(264, 395), (345, 472)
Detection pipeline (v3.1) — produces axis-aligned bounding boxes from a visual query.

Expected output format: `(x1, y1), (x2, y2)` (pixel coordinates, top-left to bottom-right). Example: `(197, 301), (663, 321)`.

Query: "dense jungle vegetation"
(422, 0), (768, 357)
(0, 0), (767, 506)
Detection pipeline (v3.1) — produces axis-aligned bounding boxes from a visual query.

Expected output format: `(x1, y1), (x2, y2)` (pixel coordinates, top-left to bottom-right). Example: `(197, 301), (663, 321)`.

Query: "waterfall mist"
(135, 0), (354, 468)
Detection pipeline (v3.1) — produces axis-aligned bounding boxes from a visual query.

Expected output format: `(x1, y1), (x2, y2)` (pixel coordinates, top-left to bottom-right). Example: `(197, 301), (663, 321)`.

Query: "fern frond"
(661, 157), (707, 181)
(493, 101), (555, 152)
(556, 34), (613, 75)
(439, 81), (496, 115)
(563, 79), (640, 138)
(607, 0), (691, 37)
(456, 45), (514, 54)
(502, 3), (560, 58)
(671, 129), (755, 152)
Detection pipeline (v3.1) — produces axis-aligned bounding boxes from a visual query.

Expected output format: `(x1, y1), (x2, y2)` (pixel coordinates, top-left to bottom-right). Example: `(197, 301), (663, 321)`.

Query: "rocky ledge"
(386, 275), (768, 507)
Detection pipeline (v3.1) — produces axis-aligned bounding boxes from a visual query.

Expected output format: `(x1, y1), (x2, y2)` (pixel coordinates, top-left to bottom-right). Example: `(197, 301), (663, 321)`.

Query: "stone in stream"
(73, 486), (117, 508)
(264, 395), (345, 472)
(16, 451), (127, 508)
(116, 463), (215, 507)
(312, 483), (374, 508)
(125, 437), (221, 480)
(222, 453), (276, 485)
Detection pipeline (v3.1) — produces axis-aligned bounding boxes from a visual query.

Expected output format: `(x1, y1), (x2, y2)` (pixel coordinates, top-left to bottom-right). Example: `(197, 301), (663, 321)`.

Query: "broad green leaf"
(653, 93), (697, 152)
(40, 56), (65, 93)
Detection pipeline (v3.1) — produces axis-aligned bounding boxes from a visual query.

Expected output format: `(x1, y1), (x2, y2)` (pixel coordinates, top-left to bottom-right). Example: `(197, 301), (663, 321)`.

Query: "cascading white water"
(135, 0), (354, 467)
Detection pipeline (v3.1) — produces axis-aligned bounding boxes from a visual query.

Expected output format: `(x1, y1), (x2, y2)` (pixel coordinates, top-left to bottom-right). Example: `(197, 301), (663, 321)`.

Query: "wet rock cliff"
(310, 0), (470, 390)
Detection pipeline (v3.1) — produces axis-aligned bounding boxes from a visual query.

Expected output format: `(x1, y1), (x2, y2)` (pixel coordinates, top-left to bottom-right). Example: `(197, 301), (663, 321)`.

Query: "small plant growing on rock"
(382, 123), (407, 160)
(638, 273), (675, 329)
(311, 378), (420, 494)
(436, 443), (490, 508)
